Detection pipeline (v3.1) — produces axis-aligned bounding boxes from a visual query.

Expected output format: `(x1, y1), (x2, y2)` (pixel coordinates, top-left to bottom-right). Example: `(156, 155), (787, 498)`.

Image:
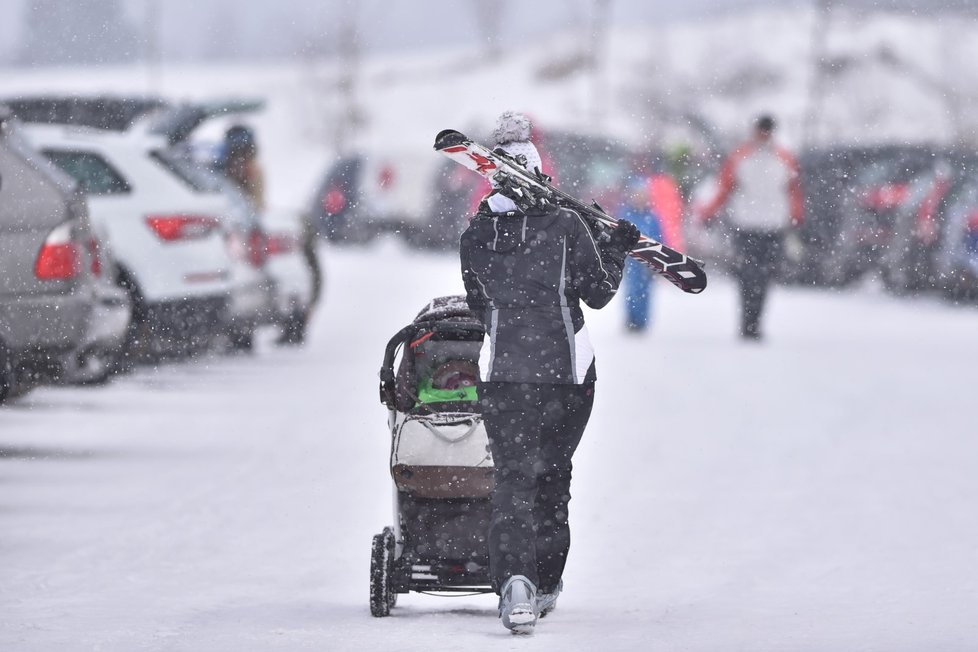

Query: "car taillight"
(861, 183), (909, 212)
(322, 187), (346, 216)
(35, 221), (82, 281)
(146, 215), (220, 242)
(265, 233), (297, 256)
(246, 227), (267, 268)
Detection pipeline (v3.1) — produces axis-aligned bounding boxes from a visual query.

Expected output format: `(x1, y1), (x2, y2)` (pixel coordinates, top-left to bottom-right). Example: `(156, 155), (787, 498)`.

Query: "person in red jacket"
(698, 114), (804, 340)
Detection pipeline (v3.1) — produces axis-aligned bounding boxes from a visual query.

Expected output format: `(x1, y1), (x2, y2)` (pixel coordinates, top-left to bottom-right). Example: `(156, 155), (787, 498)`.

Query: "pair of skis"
(434, 129), (707, 295)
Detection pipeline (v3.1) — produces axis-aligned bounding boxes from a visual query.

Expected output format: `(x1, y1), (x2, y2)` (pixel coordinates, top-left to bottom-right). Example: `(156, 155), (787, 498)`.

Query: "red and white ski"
(434, 129), (707, 294)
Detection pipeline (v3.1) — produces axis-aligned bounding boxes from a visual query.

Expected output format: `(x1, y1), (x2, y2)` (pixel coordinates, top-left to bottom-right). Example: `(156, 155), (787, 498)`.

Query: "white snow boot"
(537, 579), (563, 618)
(498, 575), (537, 634)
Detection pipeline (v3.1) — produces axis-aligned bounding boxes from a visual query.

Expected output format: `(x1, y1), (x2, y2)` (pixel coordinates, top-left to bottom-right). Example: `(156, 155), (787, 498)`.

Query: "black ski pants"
(733, 229), (785, 337)
(478, 381), (595, 595)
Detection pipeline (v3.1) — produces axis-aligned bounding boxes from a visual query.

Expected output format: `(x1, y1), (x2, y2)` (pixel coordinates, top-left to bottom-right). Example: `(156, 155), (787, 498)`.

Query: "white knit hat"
(491, 111), (532, 146)
(486, 111), (544, 213)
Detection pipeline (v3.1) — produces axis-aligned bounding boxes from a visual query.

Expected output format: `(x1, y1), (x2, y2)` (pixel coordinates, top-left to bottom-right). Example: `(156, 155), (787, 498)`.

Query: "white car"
(262, 207), (317, 344)
(22, 125), (253, 359)
(153, 145), (276, 351)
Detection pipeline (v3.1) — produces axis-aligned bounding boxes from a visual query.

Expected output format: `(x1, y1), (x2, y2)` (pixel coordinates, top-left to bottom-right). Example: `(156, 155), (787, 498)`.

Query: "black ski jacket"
(459, 203), (627, 385)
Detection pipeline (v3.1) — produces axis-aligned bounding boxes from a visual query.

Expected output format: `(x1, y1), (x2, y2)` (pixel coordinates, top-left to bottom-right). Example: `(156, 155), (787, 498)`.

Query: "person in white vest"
(698, 114), (804, 340)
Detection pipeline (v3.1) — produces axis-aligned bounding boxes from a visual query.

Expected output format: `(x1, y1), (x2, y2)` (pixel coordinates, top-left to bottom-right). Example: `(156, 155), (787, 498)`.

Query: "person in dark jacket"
(458, 112), (639, 634)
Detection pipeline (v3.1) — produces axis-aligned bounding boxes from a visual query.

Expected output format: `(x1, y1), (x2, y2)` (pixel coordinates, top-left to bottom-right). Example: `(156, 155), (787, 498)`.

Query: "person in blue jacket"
(619, 176), (663, 332)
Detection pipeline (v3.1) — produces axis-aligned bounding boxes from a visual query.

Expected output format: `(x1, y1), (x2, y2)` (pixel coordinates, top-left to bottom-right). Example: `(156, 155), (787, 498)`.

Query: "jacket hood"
(479, 205), (559, 253)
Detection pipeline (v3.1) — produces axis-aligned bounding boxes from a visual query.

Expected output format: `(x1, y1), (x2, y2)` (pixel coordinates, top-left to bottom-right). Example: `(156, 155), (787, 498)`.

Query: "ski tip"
(684, 274), (708, 294)
(434, 129), (468, 151)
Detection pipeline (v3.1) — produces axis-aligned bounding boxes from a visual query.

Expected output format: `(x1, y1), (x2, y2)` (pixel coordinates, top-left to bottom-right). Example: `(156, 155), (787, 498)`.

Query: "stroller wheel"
(370, 527), (396, 617)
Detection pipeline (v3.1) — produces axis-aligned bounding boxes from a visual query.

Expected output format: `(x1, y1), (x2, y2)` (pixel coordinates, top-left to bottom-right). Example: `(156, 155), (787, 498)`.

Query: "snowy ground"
(1, 239), (976, 651)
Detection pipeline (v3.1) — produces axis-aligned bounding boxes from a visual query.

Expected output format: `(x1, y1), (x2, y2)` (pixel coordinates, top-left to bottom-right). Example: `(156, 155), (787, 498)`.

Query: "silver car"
(0, 108), (130, 402)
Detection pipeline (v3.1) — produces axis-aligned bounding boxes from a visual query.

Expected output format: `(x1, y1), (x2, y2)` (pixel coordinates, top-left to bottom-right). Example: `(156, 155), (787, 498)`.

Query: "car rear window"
(43, 149), (131, 195)
(151, 149), (223, 193)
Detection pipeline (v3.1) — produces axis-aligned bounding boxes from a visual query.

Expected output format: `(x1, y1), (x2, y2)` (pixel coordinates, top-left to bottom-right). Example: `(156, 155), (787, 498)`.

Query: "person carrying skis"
(458, 111), (640, 634)
(697, 114), (804, 340)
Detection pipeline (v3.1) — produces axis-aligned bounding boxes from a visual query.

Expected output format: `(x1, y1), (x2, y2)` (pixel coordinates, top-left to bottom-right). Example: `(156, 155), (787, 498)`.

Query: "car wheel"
(116, 269), (153, 368)
(72, 346), (120, 385)
(276, 311), (307, 346)
(227, 327), (255, 353)
(121, 296), (158, 366)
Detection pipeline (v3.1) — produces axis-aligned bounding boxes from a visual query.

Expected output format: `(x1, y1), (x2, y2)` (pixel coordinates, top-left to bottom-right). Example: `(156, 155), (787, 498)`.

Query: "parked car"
(0, 109), (130, 402)
(883, 153), (978, 301)
(154, 142), (277, 351)
(804, 145), (939, 286)
(936, 176), (978, 301)
(22, 124), (238, 360)
(309, 127), (644, 250)
(307, 150), (439, 245)
(7, 93), (275, 352)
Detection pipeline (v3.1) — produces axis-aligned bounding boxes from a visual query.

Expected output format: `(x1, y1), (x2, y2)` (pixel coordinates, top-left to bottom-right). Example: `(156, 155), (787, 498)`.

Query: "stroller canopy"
(379, 296), (485, 413)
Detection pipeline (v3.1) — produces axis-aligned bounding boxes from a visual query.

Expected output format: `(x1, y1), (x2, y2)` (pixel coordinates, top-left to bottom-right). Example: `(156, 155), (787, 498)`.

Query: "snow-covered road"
(2, 240), (976, 652)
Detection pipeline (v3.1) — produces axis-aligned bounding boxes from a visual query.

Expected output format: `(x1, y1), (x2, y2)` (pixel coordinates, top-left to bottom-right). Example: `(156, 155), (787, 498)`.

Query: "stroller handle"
(379, 320), (485, 409)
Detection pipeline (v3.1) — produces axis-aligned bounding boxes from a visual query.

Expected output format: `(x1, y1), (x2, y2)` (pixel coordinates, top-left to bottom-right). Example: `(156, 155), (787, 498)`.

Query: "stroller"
(371, 295), (494, 617)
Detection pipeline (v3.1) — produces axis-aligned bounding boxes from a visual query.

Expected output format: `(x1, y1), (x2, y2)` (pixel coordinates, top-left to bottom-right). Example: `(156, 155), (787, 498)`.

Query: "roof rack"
(0, 95), (168, 132)
(0, 94), (266, 144)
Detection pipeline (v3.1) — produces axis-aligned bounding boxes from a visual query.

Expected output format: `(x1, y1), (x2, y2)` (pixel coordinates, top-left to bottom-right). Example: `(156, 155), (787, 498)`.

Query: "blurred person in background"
(697, 114), (803, 340)
(460, 111), (639, 634)
(222, 124), (265, 211)
(618, 162), (686, 332)
(220, 124), (322, 345)
(286, 213), (323, 346)
(619, 176), (664, 332)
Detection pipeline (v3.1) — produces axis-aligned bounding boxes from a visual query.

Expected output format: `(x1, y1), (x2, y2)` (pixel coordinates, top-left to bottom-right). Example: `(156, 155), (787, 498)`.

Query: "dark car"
(308, 128), (644, 250)
(307, 149), (444, 246)
(308, 155), (367, 243)
(800, 145), (940, 286)
(883, 153), (978, 301)
(0, 109), (130, 402)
